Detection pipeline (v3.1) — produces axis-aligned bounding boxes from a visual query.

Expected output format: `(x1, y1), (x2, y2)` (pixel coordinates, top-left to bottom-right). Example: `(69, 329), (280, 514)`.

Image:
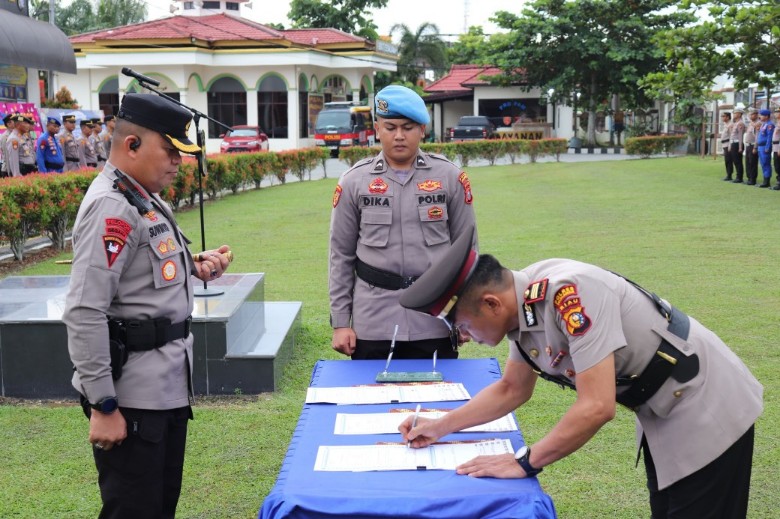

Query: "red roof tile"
(425, 65), (491, 93)
(282, 28), (366, 46)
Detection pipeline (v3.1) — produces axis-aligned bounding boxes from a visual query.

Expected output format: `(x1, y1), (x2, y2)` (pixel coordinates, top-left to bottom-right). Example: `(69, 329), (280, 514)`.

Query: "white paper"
(305, 383), (471, 405)
(333, 410), (518, 435)
(313, 439), (514, 471)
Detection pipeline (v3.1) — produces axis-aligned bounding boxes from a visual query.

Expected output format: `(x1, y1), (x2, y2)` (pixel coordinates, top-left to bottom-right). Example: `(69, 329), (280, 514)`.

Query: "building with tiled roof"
(61, 0), (397, 153)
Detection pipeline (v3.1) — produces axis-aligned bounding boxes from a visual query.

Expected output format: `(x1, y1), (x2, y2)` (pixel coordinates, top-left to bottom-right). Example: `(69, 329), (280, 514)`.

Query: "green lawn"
(1, 156), (778, 518)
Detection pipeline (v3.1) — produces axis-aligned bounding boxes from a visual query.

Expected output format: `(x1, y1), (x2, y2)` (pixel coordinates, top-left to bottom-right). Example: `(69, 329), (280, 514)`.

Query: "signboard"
(308, 93), (324, 137)
(0, 65), (28, 102)
(0, 101), (42, 137)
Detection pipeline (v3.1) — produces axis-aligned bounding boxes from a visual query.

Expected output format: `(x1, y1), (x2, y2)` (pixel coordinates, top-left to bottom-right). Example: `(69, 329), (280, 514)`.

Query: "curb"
(568, 147), (624, 155)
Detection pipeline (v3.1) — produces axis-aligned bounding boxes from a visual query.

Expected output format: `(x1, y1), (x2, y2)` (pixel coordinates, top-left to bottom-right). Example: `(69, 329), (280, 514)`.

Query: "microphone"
(121, 67), (160, 87)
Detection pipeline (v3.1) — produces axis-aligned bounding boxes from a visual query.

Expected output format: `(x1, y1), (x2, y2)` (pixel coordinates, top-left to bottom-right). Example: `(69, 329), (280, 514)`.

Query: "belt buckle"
(400, 276), (416, 289)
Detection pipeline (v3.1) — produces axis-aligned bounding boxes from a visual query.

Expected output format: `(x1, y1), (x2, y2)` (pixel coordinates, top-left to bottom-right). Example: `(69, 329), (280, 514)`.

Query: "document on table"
(314, 438), (514, 472)
(305, 383), (471, 405)
(333, 409), (518, 435)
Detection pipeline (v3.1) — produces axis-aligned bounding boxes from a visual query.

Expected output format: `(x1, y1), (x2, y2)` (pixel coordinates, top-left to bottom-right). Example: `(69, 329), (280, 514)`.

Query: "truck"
(449, 115), (496, 141)
(313, 102), (375, 157)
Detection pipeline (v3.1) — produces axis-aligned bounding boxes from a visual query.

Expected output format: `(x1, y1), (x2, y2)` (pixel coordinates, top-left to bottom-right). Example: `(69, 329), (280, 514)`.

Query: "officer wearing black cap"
(0, 113), (16, 177)
(89, 117), (108, 169)
(5, 114), (36, 176)
(101, 114), (116, 159)
(36, 117), (65, 173)
(79, 118), (98, 169)
(59, 114), (82, 171)
(63, 93), (231, 518)
(399, 228), (762, 518)
(329, 84), (477, 360)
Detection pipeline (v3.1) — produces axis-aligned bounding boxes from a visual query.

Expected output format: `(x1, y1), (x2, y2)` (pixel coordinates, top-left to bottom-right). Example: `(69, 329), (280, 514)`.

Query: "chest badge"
(368, 177), (389, 194)
(417, 179), (443, 192)
(162, 260), (177, 281)
(428, 206), (443, 220)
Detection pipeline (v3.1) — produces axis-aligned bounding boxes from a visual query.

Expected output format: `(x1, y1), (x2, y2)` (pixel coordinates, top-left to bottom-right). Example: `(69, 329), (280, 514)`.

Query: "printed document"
(333, 409), (518, 435)
(305, 383), (471, 405)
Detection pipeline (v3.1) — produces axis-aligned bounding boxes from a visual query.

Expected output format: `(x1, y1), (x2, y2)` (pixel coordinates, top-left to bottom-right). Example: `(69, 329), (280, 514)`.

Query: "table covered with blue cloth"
(259, 358), (557, 519)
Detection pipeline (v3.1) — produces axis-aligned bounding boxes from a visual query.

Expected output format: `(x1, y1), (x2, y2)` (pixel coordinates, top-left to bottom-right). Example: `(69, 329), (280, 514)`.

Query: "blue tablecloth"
(259, 358), (557, 519)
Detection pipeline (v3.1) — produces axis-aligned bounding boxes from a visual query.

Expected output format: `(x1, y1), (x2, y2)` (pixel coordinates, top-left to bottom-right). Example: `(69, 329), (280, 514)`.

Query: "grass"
(1, 155), (778, 518)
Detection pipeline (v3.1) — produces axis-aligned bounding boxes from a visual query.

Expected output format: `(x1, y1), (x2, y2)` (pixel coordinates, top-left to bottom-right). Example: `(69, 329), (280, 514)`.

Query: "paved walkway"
(0, 151), (649, 262)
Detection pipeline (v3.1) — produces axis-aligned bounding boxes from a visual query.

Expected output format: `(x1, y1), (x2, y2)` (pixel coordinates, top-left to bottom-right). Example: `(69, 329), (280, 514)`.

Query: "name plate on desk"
(375, 371), (443, 383)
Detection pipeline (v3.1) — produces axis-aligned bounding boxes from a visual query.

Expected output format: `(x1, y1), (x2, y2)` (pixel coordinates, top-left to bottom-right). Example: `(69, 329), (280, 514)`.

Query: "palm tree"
(390, 23), (449, 86)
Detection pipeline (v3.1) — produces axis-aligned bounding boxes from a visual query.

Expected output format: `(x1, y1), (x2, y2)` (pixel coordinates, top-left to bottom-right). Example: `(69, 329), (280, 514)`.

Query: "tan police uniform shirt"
(4, 130), (35, 177)
(0, 129), (10, 174)
(772, 124), (780, 154)
(720, 121), (732, 151)
(329, 151), (476, 341)
(80, 132), (97, 166)
(63, 163), (195, 410)
(100, 128), (113, 160)
(90, 132), (107, 168)
(507, 259), (763, 490)
(744, 118), (758, 146)
(730, 117), (745, 149)
(59, 129), (82, 171)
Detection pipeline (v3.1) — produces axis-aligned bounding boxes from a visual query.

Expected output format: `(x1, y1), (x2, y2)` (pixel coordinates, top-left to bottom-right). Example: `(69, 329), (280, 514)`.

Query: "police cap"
(104, 115), (116, 122)
(733, 104), (745, 114)
(117, 93), (200, 154)
(80, 119), (93, 128)
(90, 117), (103, 125)
(759, 109), (771, 116)
(375, 85), (430, 125)
(62, 114), (76, 123)
(47, 117), (61, 126)
(11, 114), (34, 125)
(399, 226), (479, 320)
(2, 113), (15, 125)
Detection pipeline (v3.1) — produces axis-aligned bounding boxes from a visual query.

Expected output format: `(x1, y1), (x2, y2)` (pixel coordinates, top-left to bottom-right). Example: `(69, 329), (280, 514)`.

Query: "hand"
(332, 327), (357, 356)
(194, 245), (231, 282)
(456, 453), (526, 479)
(88, 410), (127, 451)
(399, 415), (441, 448)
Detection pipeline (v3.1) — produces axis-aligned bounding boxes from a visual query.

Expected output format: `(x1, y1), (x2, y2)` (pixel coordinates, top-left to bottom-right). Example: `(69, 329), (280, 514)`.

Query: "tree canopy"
(31, 0), (147, 35)
(389, 23), (449, 85)
(490, 0), (692, 144)
(287, 0), (388, 40)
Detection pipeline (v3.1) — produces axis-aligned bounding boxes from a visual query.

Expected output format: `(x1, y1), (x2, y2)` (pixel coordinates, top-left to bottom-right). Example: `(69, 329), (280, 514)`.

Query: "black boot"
(732, 178), (743, 184)
(771, 184), (780, 190)
(758, 178), (770, 188)
(722, 176), (732, 181)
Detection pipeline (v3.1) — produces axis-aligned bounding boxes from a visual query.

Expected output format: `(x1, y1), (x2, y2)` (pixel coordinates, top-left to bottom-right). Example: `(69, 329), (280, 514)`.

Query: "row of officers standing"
(0, 113), (115, 178)
(719, 106), (779, 188)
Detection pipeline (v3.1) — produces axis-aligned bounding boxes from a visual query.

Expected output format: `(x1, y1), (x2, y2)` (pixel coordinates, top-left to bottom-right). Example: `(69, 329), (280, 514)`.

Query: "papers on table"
(314, 439), (514, 472)
(333, 409), (518, 435)
(305, 383), (471, 405)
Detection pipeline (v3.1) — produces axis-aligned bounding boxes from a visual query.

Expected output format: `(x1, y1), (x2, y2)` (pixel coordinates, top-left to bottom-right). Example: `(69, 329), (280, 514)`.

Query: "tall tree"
(287, 0), (389, 40)
(32, 0), (147, 35)
(390, 22), (449, 85)
(448, 26), (512, 66)
(490, 0), (692, 145)
(95, 0), (147, 29)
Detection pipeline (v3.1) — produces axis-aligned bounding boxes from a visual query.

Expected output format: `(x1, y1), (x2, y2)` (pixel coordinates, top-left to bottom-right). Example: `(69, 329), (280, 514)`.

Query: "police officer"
(101, 114), (116, 159)
(744, 108), (760, 185)
(719, 112), (733, 181)
(36, 117), (65, 173)
(90, 117), (108, 169)
(329, 85), (477, 360)
(399, 228), (763, 519)
(0, 113), (16, 177)
(79, 119), (98, 169)
(771, 108), (780, 190)
(756, 109), (774, 188)
(63, 93), (232, 518)
(729, 106), (745, 183)
(5, 114), (37, 176)
(60, 114), (82, 171)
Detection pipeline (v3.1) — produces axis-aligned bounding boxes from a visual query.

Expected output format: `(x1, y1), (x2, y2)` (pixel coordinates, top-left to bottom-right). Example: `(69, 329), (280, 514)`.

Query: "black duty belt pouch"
(109, 338), (128, 381)
(355, 258), (418, 290)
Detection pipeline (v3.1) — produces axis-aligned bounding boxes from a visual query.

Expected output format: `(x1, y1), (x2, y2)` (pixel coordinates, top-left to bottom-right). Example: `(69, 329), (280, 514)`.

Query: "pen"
(432, 349), (437, 373)
(383, 324), (399, 374)
(408, 403), (421, 448)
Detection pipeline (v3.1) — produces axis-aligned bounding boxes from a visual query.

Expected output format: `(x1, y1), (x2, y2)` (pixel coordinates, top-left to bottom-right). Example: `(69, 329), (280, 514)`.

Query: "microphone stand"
(130, 77), (232, 297)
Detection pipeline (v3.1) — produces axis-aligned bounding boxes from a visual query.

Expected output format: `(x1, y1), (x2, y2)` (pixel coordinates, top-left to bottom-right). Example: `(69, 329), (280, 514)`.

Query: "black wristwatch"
(514, 445), (543, 477)
(90, 397), (119, 414)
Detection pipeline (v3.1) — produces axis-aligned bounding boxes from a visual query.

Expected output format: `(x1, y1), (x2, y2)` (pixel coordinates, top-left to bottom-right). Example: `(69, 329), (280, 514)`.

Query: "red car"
(219, 125), (269, 153)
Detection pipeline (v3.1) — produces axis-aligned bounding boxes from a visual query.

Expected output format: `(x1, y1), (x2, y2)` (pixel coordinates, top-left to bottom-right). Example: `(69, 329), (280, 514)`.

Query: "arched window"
(99, 77), (119, 117)
(207, 77), (246, 138)
(257, 75), (288, 138)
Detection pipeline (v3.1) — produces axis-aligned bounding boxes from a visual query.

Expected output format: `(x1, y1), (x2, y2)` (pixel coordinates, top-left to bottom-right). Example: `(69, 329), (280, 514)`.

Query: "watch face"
(98, 397), (119, 413)
(515, 445), (528, 459)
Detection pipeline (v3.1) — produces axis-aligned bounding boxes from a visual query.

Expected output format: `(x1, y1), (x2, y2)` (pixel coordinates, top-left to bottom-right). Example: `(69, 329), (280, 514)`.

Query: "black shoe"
(758, 182), (770, 188)
(772, 185), (780, 190)
(732, 179), (743, 184)
(746, 181), (756, 186)
(722, 177), (733, 181)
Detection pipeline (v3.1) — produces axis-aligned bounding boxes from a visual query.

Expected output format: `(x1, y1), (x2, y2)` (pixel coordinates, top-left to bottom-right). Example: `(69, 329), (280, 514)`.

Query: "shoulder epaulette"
(524, 279), (549, 303)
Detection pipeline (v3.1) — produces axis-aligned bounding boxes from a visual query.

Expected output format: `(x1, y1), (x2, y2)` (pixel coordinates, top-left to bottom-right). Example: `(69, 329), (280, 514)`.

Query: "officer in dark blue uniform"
(756, 109), (775, 188)
(36, 117), (65, 173)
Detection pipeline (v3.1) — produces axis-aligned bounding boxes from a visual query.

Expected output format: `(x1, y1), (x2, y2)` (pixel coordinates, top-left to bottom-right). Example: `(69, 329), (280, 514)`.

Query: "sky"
(141, 0), (527, 40)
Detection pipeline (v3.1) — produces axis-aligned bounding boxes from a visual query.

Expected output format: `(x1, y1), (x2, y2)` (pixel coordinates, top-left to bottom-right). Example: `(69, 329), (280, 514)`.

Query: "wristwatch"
(514, 445), (543, 477)
(90, 397), (119, 414)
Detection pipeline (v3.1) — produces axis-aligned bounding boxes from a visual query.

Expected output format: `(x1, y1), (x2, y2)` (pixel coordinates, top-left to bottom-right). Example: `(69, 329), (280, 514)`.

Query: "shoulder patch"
(553, 284), (592, 336)
(524, 279), (548, 303)
(332, 184), (343, 208)
(458, 171), (473, 204)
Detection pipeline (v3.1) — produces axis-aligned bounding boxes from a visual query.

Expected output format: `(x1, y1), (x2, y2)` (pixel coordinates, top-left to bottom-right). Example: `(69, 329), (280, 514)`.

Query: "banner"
(0, 101), (43, 137)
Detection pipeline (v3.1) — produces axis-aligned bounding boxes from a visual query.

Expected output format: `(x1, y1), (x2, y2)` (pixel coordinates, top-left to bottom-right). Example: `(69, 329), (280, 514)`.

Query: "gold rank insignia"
(524, 279), (548, 303)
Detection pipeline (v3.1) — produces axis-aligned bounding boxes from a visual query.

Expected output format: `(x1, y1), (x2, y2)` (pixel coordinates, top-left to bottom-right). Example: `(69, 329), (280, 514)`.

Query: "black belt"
(108, 316), (192, 351)
(355, 258), (418, 290)
(44, 160), (64, 170)
(86, 162), (98, 167)
(66, 157), (80, 162)
(773, 141), (779, 144)
(721, 139), (729, 143)
(98, 156), (107, 161)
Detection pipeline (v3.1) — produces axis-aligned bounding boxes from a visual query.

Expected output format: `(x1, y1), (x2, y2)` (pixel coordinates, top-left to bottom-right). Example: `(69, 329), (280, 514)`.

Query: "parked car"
(449, 116), (496, 141)
(220, 125), (269, 153)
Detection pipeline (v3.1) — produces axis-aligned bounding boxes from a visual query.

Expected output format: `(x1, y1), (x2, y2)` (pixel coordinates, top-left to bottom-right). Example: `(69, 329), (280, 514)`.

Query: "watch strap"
(516, 446), (543, 477)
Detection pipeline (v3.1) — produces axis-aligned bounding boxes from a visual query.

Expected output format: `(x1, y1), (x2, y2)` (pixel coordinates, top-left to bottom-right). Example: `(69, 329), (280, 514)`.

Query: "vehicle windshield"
(227, 128), (257, 137)
(315, 111), (351, 131)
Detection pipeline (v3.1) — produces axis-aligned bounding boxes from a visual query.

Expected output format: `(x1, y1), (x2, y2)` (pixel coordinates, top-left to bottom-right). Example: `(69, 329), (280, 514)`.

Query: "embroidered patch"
(550, 350), (567, 368)
(103, 235), (125, 268)
(157, 241), (169, 254)
(11, 141), (18, 150)
(458, 171), (473, 204)
(416, 155), (427, 167)
(523, 302), (537, 326)
(40, 143), (46, 150)
(553, 284), (577, 306)
(104, 218), (132, 240)
(368, 177), (389, 194)
(562, 306), (591, 336)
(417, 180), (443, 192)
(428, 206), (443, 219)
(167, 238), (176, 251)
(332, 185), (342, 208)
(554, 284), (591, 335)
(373, 159), (385, 171)
(162, 260), (177, 281)
(143, 210), (158, 222)
(524, 279), (549, 303)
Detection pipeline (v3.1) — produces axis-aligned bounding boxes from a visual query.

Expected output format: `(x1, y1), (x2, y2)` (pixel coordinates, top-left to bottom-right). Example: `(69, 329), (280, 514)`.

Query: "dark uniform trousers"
(722, 143), (733, 179)
(352, 337), (458, 360)
(774, 152), (780, 184)
(643, 425), (754, 519)
(81, 400), (191, 519)
(729, 142), (743, 181)
(745, 145), (757, 184)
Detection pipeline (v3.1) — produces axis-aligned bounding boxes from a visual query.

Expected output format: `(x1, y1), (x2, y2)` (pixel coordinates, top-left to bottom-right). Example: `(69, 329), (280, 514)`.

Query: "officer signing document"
(64, 94), (232, 517)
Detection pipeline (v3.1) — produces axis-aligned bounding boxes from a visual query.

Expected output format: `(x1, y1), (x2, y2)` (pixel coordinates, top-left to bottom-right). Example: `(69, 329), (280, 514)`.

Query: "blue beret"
(759, 109), (771, 116)
(375, 85), (430, 125)
(47, 117), (61, 126)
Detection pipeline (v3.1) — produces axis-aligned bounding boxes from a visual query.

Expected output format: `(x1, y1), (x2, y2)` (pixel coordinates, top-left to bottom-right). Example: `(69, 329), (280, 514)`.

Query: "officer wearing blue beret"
(329, 84), (477, 361)
(36, 117), (65, 173)
(756, 109), (774, 187)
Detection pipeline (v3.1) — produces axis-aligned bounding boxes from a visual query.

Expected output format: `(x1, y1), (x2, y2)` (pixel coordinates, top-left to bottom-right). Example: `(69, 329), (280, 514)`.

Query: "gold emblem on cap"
(185, 120), (191, 133)
(377, 99), (388, 113)
(529, 348), (539, 358)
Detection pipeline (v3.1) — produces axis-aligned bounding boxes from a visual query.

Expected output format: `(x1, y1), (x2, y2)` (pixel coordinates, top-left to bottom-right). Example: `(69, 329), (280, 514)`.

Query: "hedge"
(624, 135), (687, 158)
